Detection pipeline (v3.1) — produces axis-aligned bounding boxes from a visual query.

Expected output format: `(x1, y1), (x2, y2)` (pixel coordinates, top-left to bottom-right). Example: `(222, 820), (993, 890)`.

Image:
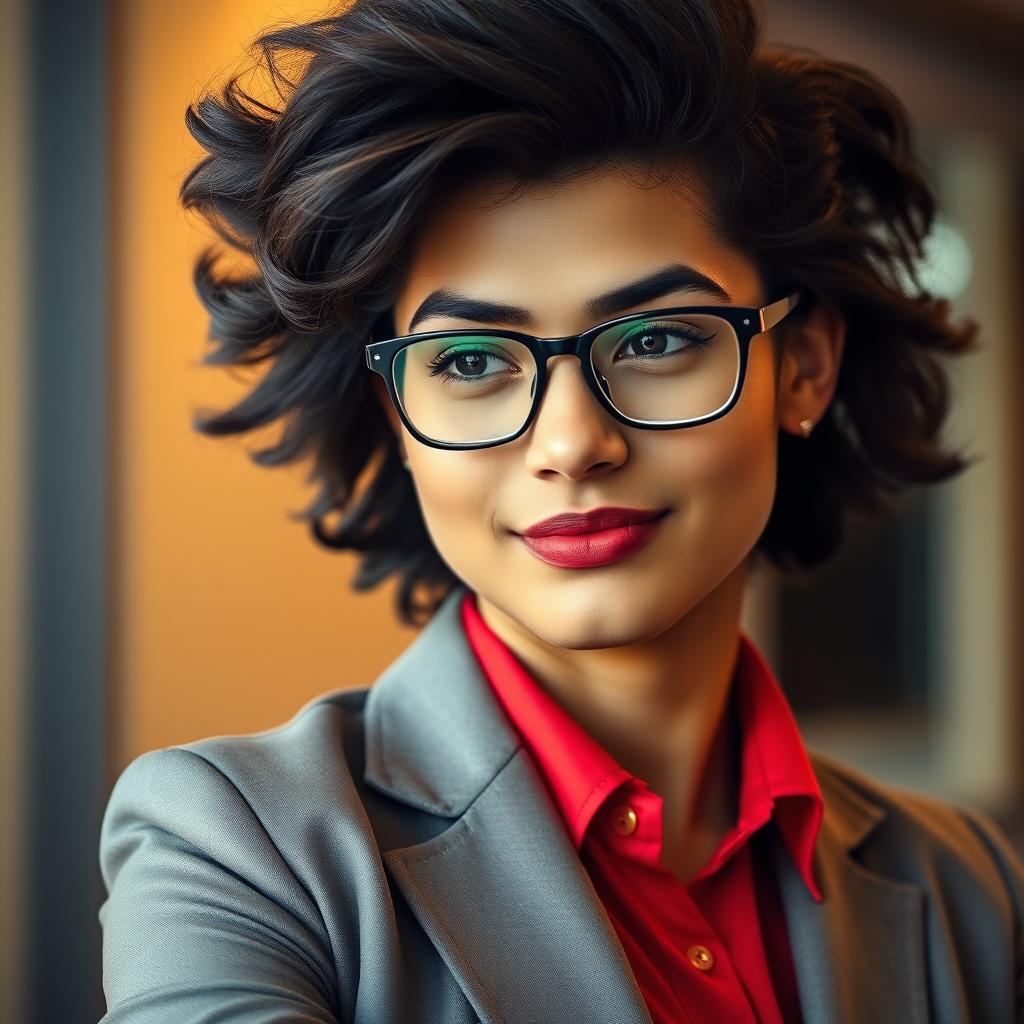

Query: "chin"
(515, 588), (693, 651)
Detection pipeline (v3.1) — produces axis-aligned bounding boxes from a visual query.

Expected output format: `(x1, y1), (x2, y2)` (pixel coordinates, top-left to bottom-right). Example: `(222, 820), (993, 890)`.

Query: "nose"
(522, 354), (628, 479)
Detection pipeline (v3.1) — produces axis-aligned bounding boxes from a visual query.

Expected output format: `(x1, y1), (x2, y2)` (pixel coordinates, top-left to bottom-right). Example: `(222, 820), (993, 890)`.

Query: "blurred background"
(1, 0), (1022, 1020)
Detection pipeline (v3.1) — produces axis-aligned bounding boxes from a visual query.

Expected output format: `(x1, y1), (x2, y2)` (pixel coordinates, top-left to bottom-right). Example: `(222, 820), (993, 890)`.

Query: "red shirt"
(460, 591), (824, 1024)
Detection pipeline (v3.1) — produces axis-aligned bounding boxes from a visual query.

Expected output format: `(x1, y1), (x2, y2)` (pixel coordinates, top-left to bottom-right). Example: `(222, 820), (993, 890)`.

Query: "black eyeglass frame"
(364, 291), (804, 451)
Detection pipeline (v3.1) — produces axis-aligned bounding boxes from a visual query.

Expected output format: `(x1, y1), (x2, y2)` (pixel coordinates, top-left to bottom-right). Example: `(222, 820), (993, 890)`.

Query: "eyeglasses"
(365, 291), (803, 450)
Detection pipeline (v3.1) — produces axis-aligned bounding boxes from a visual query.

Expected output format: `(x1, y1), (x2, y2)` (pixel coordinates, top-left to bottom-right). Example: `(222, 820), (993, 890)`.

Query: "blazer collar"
(364, 583), (520, 817)
(364, 584), (928, 1024)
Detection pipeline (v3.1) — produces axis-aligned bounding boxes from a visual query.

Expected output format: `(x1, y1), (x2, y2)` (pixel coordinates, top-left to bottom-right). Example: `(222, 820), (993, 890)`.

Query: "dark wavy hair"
(180, 0), (979, 627)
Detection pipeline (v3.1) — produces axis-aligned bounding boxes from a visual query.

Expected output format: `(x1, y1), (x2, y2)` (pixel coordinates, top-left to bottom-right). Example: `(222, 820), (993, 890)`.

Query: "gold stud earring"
(799, 418), (814, 439)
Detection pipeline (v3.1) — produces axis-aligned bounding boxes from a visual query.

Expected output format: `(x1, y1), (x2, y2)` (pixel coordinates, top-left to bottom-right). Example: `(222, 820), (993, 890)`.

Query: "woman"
(98, 1), (1023, 1022)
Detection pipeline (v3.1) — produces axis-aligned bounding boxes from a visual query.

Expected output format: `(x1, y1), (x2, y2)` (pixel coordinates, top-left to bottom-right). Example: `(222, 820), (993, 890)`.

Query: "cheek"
(671, 348), (779, 548)
(407, 453), (501, 573)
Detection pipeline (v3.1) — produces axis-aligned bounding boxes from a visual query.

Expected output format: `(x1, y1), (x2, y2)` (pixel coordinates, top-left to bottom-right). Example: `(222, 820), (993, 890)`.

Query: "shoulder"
(106, 684), (370, 790)
(98, 688), (381, 1018)
(100, 686), (373, 883)
(179, 685), (371, 803)
(808, 746), (1024, 921)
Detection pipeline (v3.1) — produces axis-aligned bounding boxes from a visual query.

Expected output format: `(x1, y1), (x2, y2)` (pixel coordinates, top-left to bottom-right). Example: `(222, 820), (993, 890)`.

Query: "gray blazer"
(98, 584), (1024, 1023)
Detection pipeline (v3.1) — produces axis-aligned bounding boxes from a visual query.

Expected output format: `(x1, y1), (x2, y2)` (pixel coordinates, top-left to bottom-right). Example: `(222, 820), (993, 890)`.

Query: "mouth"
(513, 507), (671, 569)
(516, 506), (670, 538)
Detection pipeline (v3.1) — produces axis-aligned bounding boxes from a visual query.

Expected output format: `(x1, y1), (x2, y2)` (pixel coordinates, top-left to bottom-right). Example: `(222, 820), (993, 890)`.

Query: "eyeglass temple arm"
(759, 291), (803, 332)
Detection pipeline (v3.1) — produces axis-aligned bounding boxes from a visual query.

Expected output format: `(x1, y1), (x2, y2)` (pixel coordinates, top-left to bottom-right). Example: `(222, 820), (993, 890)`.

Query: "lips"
(516, 510), (669, 569)
(519, 506), (668, 538)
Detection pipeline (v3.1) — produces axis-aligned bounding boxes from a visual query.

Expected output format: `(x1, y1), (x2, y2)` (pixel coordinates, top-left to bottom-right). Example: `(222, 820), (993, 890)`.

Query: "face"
(374, 163), (791, 651)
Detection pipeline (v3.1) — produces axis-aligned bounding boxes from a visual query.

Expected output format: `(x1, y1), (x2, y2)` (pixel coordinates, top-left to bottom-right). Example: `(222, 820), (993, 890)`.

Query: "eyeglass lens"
(392, 313), (741, 445)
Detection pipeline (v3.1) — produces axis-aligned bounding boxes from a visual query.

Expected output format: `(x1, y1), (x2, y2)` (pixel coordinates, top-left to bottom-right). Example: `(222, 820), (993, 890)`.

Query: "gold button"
(687, 945), (715, 971)
(611, 804), (637, 835)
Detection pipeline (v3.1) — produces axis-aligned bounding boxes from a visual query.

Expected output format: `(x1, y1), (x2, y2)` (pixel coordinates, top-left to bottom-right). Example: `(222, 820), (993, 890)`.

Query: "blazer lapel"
(364, 584), (652, 1024)
(772, 753), (929, 1023)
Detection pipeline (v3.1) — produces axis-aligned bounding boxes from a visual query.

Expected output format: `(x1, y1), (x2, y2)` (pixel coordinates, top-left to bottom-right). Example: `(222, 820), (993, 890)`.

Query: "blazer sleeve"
(957, 803), (1024, 1023)
(98, 746), (340, 1024)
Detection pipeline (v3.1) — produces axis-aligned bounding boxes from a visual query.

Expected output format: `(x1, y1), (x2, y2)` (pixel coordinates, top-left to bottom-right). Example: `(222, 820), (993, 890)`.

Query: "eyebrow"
(405, 262), (733, 333)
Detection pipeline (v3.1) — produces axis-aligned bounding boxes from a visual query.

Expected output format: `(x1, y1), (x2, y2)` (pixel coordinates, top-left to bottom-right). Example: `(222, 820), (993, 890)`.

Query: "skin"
(371, 162), (845, 885)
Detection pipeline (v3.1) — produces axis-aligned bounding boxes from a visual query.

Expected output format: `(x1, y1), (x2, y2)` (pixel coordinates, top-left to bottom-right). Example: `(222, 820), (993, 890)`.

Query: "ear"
(370, 373), (409, 459)
(775, 295), (846, 436)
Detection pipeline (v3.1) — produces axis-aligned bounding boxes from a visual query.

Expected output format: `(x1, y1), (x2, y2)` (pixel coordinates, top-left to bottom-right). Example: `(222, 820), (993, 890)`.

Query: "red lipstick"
(516, 506), (669, 569)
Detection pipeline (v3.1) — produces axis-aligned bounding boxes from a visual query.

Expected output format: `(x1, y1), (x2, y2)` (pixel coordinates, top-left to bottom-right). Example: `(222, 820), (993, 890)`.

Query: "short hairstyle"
(180, 0), (979, 627)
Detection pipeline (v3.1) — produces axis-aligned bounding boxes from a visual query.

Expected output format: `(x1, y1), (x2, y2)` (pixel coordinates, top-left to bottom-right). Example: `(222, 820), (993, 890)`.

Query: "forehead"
(393, 162), (762, 334)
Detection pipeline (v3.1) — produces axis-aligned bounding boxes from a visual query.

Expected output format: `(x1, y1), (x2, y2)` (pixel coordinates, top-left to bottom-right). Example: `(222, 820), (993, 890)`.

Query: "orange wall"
(110, 0), (413, 771)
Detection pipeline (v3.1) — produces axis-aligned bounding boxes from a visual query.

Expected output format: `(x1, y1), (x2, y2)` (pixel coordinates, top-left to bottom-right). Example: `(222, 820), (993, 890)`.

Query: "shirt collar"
(459, 590), (824, 901)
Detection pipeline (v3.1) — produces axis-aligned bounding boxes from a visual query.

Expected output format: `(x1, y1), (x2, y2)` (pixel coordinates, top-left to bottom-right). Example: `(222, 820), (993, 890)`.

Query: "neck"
(476, 559), (747, 880)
